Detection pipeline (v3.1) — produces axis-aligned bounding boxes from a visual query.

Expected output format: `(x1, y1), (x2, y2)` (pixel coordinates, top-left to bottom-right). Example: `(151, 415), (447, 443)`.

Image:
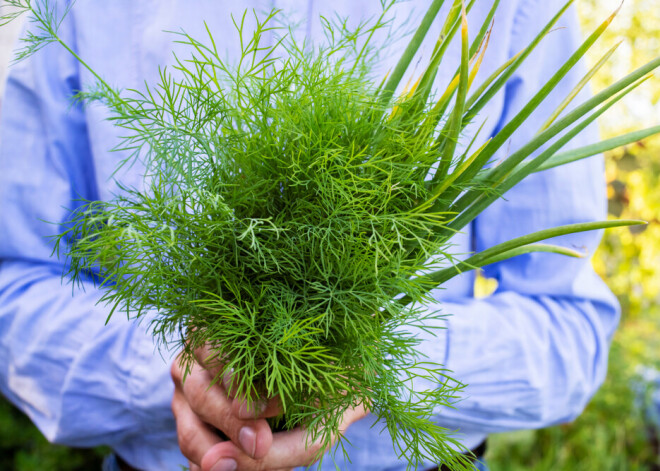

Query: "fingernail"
(239, 426), (257, 457)
(238, 400), (267, 419)
(222, 368), (234, 392)
(210, 458), (237, 471)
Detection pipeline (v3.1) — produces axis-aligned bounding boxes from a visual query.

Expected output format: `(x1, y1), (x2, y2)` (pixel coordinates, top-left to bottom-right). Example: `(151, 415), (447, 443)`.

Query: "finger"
(221, 367), (240, 399)
(194, 345), (242, 400)
(193, 344), (273, 416)
(201, 428), (324, 471)
(170, 352), (187, 386)
(183, 362), (273, 459)
(201, 404), (368, 471)
(189, 462), (202, 471)
(172, 387), (222, 466)
(233, 394), (283, 420)
(339, 403), (369, 431)
(194, 344), (226, 381)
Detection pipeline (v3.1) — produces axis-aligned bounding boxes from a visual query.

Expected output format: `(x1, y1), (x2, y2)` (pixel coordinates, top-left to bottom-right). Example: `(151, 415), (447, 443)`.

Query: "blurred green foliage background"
(487, 0), (660, 469)
(0, 0), (658, 469)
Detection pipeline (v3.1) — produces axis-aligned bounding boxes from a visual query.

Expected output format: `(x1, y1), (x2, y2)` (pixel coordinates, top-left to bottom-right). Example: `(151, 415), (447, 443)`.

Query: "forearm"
(420, 283), (618, 432)
(0, 260), (169, 444)
(0, 258), (188, 469)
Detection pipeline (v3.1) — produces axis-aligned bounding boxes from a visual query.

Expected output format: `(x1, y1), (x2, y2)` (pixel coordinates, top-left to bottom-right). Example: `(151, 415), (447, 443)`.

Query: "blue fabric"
(475, 458), (489, 471)
(0, 1), (619, 470)
(101, 453), (491, 471)
(102, 454), (122, 471)
(636, 367), (660, 436)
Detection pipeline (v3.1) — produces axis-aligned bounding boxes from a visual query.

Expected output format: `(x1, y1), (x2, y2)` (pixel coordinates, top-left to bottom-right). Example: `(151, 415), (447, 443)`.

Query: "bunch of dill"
(3, 0), (659, 468)
(60, 10), (472, 467)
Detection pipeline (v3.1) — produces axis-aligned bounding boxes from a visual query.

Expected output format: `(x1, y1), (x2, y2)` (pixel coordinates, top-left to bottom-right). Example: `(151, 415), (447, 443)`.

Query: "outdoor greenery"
(486, 0), (660, 468)
(485, 139), (660, 471)
(485, 148), (660, 471)
(0, 0), (658, 470)
(0, 399), (107, 470)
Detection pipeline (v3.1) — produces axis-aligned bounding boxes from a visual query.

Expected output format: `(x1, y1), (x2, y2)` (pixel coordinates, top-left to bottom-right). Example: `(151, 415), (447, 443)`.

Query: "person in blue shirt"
(0, 1), (620, 470)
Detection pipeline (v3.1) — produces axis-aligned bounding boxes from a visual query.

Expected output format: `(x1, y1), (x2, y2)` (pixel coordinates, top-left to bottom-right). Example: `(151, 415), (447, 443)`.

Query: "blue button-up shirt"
(0, 1), (620, 470)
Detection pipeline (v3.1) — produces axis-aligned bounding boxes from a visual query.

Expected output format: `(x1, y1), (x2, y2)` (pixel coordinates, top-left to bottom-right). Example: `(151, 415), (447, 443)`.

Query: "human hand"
(170, 345), (368, 471)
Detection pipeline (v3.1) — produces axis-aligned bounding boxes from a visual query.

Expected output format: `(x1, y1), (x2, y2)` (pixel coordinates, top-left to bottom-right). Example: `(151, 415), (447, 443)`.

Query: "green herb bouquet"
(3, 0), (660, 469)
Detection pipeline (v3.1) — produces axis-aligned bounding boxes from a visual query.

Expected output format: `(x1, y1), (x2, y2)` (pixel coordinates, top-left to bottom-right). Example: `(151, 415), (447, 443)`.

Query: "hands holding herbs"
(171, 345), (368, 471)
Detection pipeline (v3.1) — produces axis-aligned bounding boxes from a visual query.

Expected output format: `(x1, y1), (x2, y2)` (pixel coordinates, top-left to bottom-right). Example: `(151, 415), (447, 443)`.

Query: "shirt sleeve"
(416, 0), (620, 433)
(0, 12), (185, 470)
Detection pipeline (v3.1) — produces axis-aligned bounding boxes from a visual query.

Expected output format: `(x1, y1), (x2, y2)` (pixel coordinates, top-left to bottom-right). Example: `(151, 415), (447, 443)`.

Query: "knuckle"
(183, 381), (235, 434)
(171, 394), (181, 417)
(182, 375), (207, 412)
(253, 461), (270, 471)
(216, 406), (238, 438)
(176, 423), (199, 461)
(193, 345), (208, 363)
(170, 360), (182, 383)
(302, 443), (323, 466)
